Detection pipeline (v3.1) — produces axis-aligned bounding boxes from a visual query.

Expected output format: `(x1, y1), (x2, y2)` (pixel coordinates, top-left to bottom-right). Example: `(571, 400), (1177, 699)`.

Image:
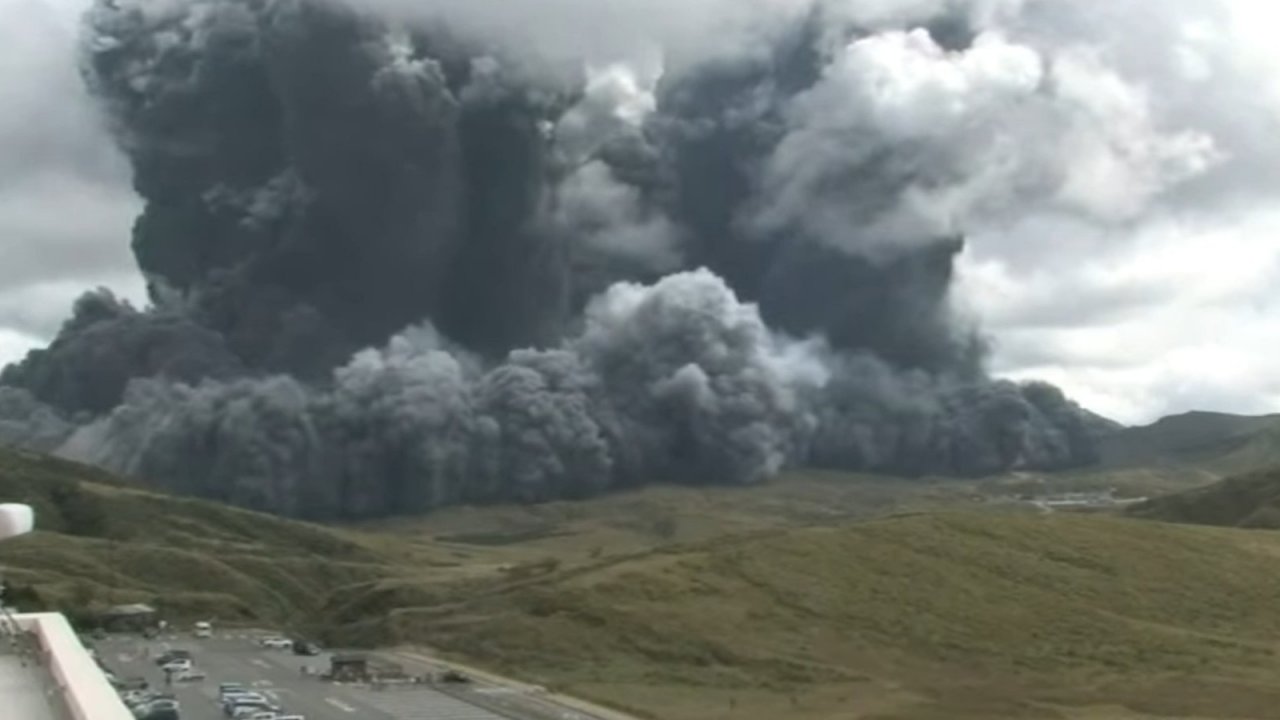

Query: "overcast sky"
(0, 0), (144, 365)
(4, 0), (1280, 426)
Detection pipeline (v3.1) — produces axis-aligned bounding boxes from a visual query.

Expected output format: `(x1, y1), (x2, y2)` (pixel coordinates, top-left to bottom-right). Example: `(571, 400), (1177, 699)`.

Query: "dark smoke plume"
(0, 0), (1111, 519)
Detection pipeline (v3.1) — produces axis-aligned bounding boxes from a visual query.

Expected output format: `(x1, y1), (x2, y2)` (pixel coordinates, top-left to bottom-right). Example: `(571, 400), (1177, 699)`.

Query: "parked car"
(291, 640), (320, 656)
(175, 667), (207, 682)
(220, 691), (260, 704)
(259, 636), (292, 650)
(161, 658), (192, 673)
(228, 701), (279, 718)
(136, 699), (180, 720)
(155, 649), (192, 666)
(223, 694), (279, 717)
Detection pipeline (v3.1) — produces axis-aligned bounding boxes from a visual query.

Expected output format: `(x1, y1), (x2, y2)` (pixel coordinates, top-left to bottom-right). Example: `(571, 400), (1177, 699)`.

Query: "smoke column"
(0, 0), (1130, 519)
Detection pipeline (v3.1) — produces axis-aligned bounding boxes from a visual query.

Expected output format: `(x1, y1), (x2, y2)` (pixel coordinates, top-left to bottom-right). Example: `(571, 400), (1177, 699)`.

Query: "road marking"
(250, 658), (272, 669)
(325, 698), (357, 713)
(351, 688), (509, 719)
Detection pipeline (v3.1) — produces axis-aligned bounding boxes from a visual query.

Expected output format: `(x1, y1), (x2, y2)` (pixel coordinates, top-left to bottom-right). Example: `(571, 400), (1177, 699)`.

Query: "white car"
(222, 692), (266, 707)
(258, 637), (292, 650)
(160, 659), (192, 673)
(226, 695), (278, 715)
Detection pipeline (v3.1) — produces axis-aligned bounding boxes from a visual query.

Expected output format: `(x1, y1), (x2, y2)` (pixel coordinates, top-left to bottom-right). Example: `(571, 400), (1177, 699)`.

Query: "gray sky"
(0, 0), (143, 363)
(4, 0), (1280, 426)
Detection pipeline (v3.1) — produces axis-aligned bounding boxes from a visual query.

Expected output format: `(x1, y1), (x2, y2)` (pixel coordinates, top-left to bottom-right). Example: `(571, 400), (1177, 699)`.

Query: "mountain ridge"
(1097, 409), (1280, 473)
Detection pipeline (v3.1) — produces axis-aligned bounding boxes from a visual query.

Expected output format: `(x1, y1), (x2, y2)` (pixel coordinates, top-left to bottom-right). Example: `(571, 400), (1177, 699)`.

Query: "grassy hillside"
(0, 447), (451, 627)
(1099, 411), (1280, 474)
(356, 469), (981, 563)
(1127, 468), (1280, 529)
(361, 513), (1280, 720)
(11, 445), (1280, 718)
(0, 451), (1019, 631)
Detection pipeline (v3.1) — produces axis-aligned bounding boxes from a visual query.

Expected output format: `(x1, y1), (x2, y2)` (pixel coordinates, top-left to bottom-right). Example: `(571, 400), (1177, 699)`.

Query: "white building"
(1, 504), (132, 720)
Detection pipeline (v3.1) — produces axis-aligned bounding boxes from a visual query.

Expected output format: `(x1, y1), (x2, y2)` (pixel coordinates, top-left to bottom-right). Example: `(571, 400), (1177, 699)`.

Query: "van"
(194, 621), (213, 638)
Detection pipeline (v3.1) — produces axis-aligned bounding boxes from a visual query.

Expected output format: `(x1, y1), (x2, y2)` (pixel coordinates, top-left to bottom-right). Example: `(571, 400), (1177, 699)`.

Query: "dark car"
(155, 649), (192, 666)
(440, 669), (471, 684)
(291, 640), (321, 656)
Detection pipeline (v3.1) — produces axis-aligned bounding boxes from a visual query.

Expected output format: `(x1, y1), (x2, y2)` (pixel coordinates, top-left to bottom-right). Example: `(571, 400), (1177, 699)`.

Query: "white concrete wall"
(15, 613), (132, 720)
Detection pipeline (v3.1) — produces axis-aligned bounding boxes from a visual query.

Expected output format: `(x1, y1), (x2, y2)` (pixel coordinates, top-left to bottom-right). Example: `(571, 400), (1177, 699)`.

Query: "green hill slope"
(1099, 411), (1280, 473)
(11, 446), (1280, 718)
(363, 513), (1280, 720)
(0, 447), (440, 627)
(1127, 468), (1280, 529)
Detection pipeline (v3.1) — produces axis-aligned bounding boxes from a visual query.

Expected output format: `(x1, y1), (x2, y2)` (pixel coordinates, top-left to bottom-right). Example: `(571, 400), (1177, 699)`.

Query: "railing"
(1, 604), (71, 720)
(7, 613), (132, 720)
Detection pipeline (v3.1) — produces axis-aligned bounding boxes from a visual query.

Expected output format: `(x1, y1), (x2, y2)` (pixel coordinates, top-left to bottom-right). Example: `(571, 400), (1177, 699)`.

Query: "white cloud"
(967, 210), (1280, 424)
(755, 24), (1218, 261)
(946, 0), (1280, 425)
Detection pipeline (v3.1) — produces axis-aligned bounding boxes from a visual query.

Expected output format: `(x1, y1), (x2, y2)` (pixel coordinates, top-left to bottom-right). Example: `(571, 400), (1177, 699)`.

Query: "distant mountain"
(1128, 468), (1280, 529)
(1097, 411), (1280, 474)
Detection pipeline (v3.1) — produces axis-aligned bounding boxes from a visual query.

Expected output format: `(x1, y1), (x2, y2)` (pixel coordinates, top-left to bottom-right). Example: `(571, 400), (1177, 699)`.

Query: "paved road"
(95, 632), (514, 720)
(376, 651), (611, 720)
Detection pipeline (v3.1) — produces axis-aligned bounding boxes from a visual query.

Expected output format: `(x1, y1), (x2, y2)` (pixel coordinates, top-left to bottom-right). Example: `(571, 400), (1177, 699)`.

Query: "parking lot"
(97, 632), (515, 720)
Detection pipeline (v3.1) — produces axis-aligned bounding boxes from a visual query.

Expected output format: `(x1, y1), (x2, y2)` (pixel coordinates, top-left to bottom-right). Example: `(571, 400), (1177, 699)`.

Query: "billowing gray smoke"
(0, 0), (1112, 519)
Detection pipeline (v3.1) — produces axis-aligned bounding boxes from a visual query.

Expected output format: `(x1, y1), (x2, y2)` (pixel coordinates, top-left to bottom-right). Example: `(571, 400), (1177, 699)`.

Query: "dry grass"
(374, 513), (1280, 719)
(9, 445), (1280, 717)
(0, 446), (432, 628)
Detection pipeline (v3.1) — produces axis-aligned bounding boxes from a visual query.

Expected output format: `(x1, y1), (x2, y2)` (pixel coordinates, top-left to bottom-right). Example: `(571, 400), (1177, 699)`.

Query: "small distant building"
(329, 653), (369, 682)
(326, 653), (406, 683)
(100, 604), (157, 633)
